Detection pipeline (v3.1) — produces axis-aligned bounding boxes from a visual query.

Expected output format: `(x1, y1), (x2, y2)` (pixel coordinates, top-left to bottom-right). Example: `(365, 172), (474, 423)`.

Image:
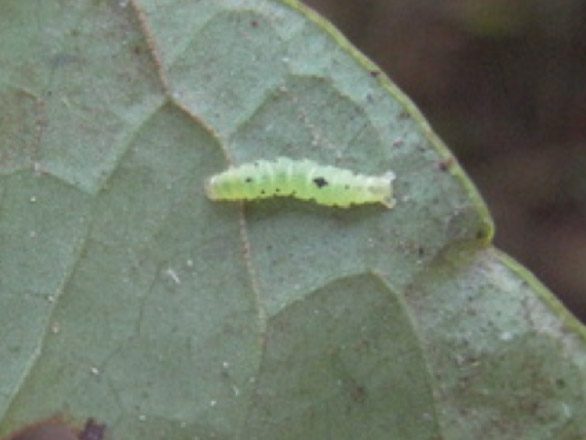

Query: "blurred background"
(303, 0), (586, 322)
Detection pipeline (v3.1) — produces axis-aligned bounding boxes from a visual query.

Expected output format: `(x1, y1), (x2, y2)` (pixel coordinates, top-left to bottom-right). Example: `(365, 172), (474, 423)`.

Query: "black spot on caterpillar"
(313, 177), (328, 188)
(204, 157), (396, 208)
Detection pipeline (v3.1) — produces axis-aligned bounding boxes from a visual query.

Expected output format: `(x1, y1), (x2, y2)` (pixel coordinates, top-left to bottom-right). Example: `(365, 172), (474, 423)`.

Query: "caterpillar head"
(367, 171), (395, 208)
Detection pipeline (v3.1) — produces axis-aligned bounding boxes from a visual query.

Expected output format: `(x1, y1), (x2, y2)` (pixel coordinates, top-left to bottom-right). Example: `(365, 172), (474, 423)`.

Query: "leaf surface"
(1, 1), (585, 439)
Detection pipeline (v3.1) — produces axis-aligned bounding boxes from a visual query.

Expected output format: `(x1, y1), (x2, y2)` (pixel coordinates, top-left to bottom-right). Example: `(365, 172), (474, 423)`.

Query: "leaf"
(1, 1), (585, 439)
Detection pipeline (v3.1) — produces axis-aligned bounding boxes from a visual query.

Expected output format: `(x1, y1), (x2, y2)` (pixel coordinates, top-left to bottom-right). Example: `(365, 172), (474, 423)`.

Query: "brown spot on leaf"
(2, 417), (106, 440)
(3, 417), (75, 440)
(78, 419), (105, 440)
(350, 384), (367, 403)
(438, 157), (455, 172)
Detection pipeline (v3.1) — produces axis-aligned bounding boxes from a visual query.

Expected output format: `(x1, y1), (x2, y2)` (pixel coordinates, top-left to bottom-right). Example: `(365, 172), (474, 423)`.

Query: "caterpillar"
(204, 157), (396, 208)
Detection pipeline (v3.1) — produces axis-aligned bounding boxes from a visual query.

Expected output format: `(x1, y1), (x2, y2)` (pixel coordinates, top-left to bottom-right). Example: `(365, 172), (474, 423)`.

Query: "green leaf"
(1, 1), (585, 439)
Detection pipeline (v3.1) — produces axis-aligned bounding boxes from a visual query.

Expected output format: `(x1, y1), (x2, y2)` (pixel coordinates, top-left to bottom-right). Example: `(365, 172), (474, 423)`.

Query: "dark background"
(304, 0), (586, 322)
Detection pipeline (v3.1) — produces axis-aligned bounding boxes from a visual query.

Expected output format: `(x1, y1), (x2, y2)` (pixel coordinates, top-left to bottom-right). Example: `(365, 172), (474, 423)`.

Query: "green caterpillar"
(204, 157), (396, 208)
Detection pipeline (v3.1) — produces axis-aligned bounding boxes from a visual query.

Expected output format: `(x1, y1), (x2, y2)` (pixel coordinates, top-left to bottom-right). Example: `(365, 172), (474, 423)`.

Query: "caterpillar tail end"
(381, 197), (396, 209)
(204, 178), (218, 200)
(382, 170), (396, 209)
